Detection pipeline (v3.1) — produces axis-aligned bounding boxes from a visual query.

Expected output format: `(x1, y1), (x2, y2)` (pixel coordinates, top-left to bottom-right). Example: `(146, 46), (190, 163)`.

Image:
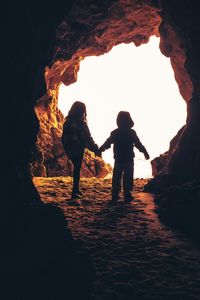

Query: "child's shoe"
(111, 194), (120, 203)
(124, 192), (134, 203)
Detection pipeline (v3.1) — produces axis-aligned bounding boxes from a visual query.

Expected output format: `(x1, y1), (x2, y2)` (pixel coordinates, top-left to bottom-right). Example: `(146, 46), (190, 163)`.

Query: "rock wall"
(2, 1), (94, 298)
(144, 0), (200, 237)
(147, 1), (200, 183)
(151, 126), (185, 177)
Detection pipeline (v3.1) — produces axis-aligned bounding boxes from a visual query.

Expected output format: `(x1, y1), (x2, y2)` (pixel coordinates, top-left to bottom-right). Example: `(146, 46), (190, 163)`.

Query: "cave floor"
(34, 177), (200, 300)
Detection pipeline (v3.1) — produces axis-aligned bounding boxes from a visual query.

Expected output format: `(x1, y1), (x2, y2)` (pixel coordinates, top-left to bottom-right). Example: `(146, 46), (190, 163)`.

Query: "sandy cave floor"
(34, 177), (200, 300)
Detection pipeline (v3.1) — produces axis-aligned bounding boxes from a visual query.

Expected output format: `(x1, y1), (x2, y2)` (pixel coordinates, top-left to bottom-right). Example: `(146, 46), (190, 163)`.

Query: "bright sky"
(58, 36), (187, 178)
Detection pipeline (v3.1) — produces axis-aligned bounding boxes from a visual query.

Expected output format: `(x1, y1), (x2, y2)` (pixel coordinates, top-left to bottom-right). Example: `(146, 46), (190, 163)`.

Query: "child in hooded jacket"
(99, 111), (150, 203)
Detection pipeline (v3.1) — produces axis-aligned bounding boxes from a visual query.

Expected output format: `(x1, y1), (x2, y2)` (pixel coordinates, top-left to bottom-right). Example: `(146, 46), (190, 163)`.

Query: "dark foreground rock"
(0, 202), (93, 300)
(145, 176), (200, 240)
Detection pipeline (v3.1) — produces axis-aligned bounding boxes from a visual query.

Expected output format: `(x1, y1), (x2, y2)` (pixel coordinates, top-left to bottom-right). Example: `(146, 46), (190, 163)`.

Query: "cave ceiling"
(46, 0), (161, 89)
(44, 0), (193, 102)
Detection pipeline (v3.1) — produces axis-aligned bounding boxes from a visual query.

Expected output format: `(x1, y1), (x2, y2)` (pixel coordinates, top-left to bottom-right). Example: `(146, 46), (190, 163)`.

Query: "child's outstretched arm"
(143, 149), (150, 160)
(133, 131), (150, 160)
(99, 135), (113, 153)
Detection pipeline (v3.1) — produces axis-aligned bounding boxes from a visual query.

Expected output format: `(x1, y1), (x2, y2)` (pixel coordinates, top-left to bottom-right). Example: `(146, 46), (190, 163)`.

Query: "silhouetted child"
(99, 111), (150, 203)
(62, 101), (99, 203)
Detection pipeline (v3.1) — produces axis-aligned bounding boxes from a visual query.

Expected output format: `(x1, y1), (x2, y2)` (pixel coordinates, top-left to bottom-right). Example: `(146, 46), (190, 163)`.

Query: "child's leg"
(112, 162), (123, 199)
(71, 154), (84, 196)
(123, 162), (134, 198)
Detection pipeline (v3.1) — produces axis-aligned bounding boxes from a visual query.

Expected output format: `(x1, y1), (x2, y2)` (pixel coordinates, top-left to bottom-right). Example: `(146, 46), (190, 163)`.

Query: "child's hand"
(144, 151), (150, 160)
(95, 149), (102, 158)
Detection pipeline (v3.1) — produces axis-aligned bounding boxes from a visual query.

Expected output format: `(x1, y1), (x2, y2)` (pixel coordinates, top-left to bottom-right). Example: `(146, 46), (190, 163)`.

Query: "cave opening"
(58, 36), (187, 178)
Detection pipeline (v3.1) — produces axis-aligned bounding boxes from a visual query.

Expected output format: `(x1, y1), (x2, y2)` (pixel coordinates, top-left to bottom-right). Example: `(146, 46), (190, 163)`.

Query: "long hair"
(67, 101), (87, 121)
(116, 111), (134, 128)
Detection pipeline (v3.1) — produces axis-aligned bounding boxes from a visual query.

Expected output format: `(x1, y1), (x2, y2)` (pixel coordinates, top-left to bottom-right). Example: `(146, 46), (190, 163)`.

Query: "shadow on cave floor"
(34, 177), (200, 300)
(0, 195), (93, 300)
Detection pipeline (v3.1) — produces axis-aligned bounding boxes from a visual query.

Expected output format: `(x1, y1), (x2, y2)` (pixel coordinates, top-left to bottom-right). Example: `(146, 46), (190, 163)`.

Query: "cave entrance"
(58, 36), (186, 178)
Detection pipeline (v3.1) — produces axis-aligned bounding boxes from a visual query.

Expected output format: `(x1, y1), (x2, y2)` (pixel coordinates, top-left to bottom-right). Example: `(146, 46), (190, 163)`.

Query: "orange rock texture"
(159, 21), (193, 101)
(46, 1), (161, 88)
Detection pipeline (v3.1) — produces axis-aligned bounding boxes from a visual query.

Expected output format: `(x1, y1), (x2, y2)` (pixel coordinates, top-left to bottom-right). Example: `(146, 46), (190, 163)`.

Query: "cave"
(3, 0), (200, 299)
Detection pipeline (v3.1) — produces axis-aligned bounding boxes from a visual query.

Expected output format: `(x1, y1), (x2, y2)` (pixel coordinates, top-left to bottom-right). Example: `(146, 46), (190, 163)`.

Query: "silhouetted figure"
(62, 101), (99, 202)
(99, 111), (150, 203)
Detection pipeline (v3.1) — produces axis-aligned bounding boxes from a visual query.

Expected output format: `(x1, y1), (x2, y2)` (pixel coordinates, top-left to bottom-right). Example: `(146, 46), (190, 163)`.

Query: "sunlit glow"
(58, 36), (187, 178)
